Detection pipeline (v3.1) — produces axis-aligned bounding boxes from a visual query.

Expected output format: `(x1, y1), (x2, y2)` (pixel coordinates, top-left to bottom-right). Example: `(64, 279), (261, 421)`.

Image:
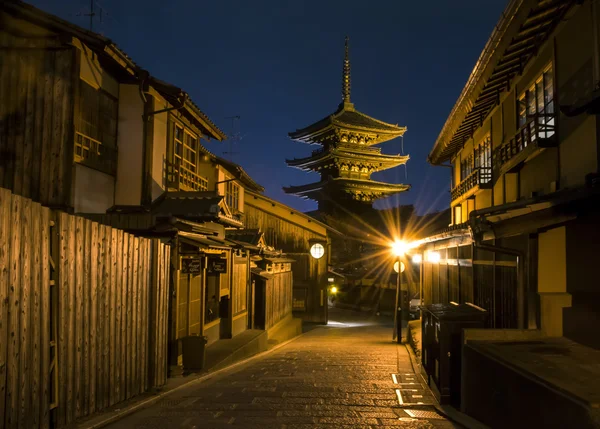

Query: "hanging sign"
(181, 258), (203, 274)
(208, 258), (227, 274)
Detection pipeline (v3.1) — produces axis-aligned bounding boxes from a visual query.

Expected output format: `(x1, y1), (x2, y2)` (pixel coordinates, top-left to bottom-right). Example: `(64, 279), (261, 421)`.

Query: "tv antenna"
(75, 0), (116, 33)
(223, 115), (242, 161)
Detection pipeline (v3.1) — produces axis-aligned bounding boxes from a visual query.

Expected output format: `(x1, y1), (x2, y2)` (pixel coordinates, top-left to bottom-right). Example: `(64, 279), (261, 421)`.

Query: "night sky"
(30, 0), (507, 215)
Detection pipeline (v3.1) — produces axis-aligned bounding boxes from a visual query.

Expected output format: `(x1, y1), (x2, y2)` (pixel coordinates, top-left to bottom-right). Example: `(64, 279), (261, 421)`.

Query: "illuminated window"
(170, 121), (208, 191)
(225, 177), (240, 211)
(460, 154), (473, 181)
(518, 65), (554, 139)
(473, 135), (491, 183)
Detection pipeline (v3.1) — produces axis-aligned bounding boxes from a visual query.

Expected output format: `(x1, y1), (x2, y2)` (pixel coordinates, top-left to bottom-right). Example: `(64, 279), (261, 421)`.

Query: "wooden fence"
(0, 188), (170, 429)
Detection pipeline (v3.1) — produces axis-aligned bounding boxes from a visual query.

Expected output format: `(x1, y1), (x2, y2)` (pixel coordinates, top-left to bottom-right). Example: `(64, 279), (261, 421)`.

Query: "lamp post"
(391, 240), (407, 342)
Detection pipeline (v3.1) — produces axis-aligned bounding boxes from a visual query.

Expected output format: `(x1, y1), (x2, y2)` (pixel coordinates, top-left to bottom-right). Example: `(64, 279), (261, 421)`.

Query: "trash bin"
(421, 303), (487, 407)
(181, 335), (208, 372)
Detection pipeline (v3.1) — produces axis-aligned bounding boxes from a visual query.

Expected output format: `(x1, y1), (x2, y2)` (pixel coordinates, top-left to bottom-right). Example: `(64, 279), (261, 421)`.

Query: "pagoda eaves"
(284, 36), (410, 212)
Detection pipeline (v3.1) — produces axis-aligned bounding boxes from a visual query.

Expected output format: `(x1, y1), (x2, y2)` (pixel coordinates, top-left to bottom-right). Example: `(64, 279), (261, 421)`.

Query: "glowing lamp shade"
(310, 243), (325, 259)
(391, 240), (408, 256)
(427, 251), (441, 263)
(330, 286), (338, 294)
(393, 261), (406, 273)
(412, 254), (423, 264)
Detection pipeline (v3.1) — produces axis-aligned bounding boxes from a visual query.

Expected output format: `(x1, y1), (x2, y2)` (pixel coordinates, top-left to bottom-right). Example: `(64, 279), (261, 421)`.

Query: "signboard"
(208, 258), (227, 274)
(181, 258), (202, 274)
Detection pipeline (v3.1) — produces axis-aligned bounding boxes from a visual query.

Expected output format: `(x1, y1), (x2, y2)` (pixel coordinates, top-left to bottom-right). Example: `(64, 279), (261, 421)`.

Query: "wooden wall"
(0, 30), (76, 208)
(244, 204), (324, 253)
(264, 270), (293, 330)
(0, 188), (170, 429)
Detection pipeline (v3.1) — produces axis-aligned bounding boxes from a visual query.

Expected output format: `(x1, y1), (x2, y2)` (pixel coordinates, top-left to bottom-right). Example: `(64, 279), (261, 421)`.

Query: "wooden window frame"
(517, 64), (554, 135)
(169, 120), (209, 191)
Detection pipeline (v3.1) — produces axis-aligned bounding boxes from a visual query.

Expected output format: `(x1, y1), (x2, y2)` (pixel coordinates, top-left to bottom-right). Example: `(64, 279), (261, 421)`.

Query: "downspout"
(469, 215), (526, 329)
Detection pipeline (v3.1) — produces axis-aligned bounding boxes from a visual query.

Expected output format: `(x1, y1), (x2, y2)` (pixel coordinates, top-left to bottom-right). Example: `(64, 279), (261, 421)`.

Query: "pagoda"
(284, 37), (410, 215)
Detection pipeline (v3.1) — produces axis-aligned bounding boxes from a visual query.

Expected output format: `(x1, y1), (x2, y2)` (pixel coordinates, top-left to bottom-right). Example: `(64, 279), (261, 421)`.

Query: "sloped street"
(107, 309), (459, 429)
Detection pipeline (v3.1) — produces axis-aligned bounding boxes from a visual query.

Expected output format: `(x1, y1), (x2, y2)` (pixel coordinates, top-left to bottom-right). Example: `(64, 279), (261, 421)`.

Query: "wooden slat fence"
(0, 188), (170, 429)
(265, 270), (293, 330)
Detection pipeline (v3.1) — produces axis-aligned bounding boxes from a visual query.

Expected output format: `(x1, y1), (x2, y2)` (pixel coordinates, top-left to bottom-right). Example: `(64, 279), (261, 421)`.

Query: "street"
(107, 309), (459, 429)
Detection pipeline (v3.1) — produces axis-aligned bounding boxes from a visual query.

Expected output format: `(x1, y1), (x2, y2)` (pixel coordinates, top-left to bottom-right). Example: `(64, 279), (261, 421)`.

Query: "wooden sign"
(181, 258), (202, 274)
(208, 258), (227, 274)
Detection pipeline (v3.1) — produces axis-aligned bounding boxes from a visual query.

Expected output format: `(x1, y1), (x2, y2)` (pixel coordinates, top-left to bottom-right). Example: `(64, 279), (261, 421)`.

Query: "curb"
(77, 329), (308, 429)
(403, 331), (490, 429)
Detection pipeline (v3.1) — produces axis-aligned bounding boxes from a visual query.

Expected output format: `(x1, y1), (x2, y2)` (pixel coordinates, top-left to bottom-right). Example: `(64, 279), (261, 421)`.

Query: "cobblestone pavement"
(108, 309), (461, 429)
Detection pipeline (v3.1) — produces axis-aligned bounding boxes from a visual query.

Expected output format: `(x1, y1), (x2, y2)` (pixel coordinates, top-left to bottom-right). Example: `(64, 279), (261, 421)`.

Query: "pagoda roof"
(289, 102), (407, 145)
(283, 177), (410, 199)
(286, 147), (409, 171)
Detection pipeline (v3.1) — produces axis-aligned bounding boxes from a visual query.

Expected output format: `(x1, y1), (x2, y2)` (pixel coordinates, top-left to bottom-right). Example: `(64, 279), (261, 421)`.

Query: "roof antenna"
(223, 116), (241, 161)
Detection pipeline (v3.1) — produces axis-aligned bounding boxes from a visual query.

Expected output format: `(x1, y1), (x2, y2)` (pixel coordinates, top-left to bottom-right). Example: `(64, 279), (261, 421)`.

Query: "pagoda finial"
(342, 36), (351, 105)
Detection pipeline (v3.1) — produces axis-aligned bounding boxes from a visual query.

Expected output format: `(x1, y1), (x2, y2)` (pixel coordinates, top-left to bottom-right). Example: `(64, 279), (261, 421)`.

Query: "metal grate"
(405, 409), (445, 420)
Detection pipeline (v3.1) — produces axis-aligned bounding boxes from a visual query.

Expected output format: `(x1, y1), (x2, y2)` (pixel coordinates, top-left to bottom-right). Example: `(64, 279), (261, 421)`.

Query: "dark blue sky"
(32, 0), (507, 214)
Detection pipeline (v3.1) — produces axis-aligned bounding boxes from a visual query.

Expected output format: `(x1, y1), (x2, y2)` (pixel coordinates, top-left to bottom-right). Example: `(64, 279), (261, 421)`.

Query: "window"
(474, 136), (492, 184)
(170, 121), (208, 191)
(518, 65), (554, 139)
(74, 80), (118, 174)
(460, 154), (473, 181)
(226, 178), (240, 211)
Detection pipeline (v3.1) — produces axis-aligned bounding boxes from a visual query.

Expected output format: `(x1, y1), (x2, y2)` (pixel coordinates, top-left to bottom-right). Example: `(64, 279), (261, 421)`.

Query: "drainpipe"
(469, 216), (526, 329)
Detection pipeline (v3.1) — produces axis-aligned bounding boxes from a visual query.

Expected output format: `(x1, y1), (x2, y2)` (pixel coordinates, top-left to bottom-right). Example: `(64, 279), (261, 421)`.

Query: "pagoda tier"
(284, 36), (410, 212)
(288, 102), (407, 146)
(283, 177), (410, 203)
(286, 147), (409, 175)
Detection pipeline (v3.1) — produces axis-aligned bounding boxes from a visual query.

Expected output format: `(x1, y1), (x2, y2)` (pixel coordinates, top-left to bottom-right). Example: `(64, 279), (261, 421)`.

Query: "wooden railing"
(165, 160), (208, 192)
(74, 132), (118, 176)
(451, 167), (492, 201)
(494, 114), (556, 173)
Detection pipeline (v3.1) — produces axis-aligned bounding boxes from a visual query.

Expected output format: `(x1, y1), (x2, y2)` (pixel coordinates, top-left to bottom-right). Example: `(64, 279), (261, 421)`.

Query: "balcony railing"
(74, 132), (118, 176)
(165, 160), (209, 192)
(494, 114), (556, 173)
(451, 167), (492, 201)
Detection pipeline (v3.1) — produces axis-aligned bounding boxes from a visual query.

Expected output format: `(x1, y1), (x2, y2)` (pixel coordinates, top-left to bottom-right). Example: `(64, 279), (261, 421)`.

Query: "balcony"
(165, 160), (209, 192)
(451, 167), (492, 201)
(74, 132), (118, 176)
(494, 114), (556, 176)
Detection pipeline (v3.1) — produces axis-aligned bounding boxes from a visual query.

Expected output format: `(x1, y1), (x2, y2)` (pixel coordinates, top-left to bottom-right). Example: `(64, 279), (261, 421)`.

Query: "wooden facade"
(0, 188), (170, 429)
(0, 29), (76, 208)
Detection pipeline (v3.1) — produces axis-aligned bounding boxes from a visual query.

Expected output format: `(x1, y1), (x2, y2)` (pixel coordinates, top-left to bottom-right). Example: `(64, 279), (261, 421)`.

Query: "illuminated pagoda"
(285, 37), (410, 215)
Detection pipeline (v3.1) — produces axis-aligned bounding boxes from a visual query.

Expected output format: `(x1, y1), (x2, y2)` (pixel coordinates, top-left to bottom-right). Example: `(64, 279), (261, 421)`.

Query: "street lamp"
(391, 240), (407, 343)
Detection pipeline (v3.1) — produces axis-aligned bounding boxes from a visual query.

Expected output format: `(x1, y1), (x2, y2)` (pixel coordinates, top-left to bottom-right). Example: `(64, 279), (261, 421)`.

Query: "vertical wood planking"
(120, 234), (128, 402)
(161, 244), (169, 385)
(114, 230), (123, 402)
(6, 194), (21, 428)
(126, 234), (134, 399)
(102, 227), (111, 410)
(82, 220), (92, 416)
(88, 223), (98, 413)
(156, 243), (163, 386)
(18, 196), (32, 428)
(109, 228), (117, 405)
(57, 212), (68, 426)
(0, 189), (11, 428)
(131, 238), (139, 396)
(74, 217), (83, 419)
(22, 49), (35, 198)
(140, 240), (149, 392)
(39, 51), (54, 204)
(95, 225), (105, 410)
(30, 201), (42, 429)
(66, 214), (76, 424)
(147, 241), (157, 389)
(40, 207), (51, 429)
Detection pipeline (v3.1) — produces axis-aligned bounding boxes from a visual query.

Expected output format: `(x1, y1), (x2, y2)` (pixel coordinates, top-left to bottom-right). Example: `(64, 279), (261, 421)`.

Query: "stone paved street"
(107, 309), (460, 429)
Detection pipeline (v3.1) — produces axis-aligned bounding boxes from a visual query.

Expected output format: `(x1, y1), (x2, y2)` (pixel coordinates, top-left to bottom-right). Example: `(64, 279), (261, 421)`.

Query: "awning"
(178, 231), (231, 250)
(250, 267), (273, 279)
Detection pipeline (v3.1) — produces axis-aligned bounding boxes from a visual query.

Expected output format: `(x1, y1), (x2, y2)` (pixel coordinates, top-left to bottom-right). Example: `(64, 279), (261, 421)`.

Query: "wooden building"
(285, 37), (410, 215)
(244, 190), (332, 323)
(419, 0), (600, 426)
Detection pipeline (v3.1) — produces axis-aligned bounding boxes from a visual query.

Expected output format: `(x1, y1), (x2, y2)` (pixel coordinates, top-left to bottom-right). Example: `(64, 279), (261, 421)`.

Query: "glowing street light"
(427, 251), (441, 263)
(412, 254), (422, 264)
(330, 286), (338, 294)
(393, 261), (406, 273)
(391, 239), (408, 256)
(310, 243), (325, 259)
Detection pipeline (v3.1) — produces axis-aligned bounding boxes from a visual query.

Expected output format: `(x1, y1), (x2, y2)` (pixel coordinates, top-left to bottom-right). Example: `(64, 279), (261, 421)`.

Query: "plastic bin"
(181, 335), (208, 372)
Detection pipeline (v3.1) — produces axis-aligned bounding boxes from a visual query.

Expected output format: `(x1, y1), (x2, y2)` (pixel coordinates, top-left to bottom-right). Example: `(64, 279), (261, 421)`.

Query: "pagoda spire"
(341, 36), (352, 106)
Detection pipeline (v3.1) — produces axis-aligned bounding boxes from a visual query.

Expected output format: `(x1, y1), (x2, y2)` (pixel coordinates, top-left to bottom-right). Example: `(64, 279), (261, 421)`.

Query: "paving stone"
(104, 308), (458, 429)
